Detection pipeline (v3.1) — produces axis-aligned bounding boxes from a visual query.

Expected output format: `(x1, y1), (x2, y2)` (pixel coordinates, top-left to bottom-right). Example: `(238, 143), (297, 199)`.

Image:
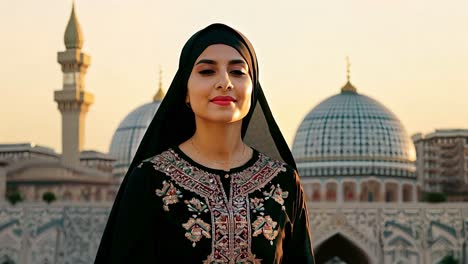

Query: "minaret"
(54, 1), (94, 167)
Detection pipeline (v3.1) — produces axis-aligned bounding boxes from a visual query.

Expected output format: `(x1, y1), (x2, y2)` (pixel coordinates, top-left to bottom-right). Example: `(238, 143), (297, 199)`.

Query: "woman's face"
(186, 44), (253, 125)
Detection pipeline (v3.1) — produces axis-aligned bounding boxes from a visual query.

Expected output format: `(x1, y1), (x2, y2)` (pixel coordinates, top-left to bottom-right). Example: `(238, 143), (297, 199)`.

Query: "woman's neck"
(179, 120), (251, 171)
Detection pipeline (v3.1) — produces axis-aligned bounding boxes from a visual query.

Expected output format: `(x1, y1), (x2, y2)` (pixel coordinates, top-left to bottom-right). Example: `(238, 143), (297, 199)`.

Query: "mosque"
(292, 72), (418, 204)
(105, 48), (464, 264)
(0, 3), (467, 264)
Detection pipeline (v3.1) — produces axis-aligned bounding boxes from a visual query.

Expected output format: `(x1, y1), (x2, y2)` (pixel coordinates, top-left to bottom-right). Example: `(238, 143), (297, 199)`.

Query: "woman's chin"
(198, 115), (244, 125)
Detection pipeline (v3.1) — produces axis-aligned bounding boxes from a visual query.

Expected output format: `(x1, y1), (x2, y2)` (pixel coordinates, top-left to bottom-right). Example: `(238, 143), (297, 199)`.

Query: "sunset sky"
(1, 0), (467, 153)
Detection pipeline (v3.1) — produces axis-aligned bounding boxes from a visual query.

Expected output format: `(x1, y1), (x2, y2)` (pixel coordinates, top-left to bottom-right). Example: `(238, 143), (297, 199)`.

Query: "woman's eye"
(231, 70), (246, 76)
(199, 69), (215, 75)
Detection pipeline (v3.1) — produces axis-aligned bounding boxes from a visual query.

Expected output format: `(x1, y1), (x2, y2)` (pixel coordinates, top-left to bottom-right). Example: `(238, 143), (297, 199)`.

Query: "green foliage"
(6, 191), (23, 205)
(423, 192), (447, 203)
(438, 254), (458, 264)
(42, 191), (57, 204)
(1, 258), (15, 264)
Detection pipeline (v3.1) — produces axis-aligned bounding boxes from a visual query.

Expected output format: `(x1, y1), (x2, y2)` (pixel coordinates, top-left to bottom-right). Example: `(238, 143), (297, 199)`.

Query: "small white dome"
(109, 100), (162, 177)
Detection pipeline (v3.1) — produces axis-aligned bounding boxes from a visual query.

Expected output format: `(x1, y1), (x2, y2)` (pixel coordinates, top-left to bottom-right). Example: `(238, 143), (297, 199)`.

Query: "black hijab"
(96, 23), (297, 261)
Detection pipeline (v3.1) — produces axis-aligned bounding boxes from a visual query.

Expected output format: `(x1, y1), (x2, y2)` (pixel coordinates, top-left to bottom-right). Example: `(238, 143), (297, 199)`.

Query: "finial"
(153, 66), (166, 101)
(64, 0), (84, 49)
(346, 56), (351, 83)
(159, 66), (163, 91)
(341, 56), (357, 93)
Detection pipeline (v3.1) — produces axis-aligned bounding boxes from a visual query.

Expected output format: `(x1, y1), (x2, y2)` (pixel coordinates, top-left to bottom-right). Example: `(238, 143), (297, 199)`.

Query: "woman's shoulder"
(139, 148), (178, 168)
(254, 150), (300, 184)
(127, 148), (178, 181)
(255, 150), (296, 174)
(253, 151), (304, 207)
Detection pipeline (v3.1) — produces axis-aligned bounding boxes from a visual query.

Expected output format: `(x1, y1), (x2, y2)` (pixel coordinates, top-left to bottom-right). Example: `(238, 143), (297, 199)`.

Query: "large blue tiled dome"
(292, 82), (416, 178)
(109, 89), (164, 177)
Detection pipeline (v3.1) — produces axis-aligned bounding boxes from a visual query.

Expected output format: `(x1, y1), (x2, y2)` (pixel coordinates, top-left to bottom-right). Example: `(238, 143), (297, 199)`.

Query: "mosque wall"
(310, 203), (468, 264)
(0, 169), (5, 201)
(302, 177), (419, 203)
(0, 202), (466, 264)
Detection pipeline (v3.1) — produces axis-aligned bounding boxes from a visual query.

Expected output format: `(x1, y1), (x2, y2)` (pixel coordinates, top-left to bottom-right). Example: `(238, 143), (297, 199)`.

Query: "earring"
(186, 102), (191, 108)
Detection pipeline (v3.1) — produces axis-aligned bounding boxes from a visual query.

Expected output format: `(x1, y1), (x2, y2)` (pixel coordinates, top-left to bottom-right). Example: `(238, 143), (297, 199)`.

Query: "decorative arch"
(106, 189), (117, 201)
(384, 236), (420, 264)
(430, 236), (457, 264)
(310, 182), (321, 202)
(31, 219), (62, 263)
(342, 181), (357, 202)
(402, 184), (413, 202)
(384, 182), (399, 202)
(360, 178), (382, 202)
(94, 188), (102, 201)
(314, 231), (375, 264)
(63, 191), (72, 201)
(325, 181), (337, 202)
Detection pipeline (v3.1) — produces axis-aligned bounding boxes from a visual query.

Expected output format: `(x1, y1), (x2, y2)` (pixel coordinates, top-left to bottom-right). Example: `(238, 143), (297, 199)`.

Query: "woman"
(95, 23), (314, 264)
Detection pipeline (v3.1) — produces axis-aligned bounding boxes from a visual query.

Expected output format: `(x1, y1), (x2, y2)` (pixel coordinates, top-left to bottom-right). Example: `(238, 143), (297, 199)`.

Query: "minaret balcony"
(57, 49), (90, 67)
(54, 90), (94, 111)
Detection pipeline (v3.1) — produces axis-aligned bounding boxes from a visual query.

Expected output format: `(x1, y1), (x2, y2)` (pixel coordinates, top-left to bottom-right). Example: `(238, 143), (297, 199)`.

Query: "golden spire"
(346, 56), (351, 82)
(153, 66), (166, 101)
(64, 0), (84, 49)
(341, 56), (357, 93)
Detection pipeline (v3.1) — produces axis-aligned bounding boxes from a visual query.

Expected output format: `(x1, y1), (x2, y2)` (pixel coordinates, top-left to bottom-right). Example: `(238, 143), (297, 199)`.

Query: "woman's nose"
(216, 71), (233, 90)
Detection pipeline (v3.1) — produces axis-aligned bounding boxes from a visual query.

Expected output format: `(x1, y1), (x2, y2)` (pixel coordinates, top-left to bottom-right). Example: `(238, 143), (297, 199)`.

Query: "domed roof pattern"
(292, 82), (416, 178)
(109, 88), (164, 177)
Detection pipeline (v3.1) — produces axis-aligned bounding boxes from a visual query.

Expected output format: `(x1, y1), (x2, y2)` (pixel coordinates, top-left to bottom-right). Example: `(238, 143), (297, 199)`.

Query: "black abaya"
(95, 23), (315, 264)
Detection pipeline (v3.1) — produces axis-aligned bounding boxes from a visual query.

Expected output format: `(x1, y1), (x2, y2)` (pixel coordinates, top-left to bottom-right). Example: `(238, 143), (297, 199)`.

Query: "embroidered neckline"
(149, 148), (287, 263)
(172, 145), (260, 175)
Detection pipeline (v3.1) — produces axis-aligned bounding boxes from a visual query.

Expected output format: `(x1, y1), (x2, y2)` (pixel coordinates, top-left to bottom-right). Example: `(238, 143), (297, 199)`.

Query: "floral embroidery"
(250, 197), (265, 214)
(233, 165), (287, 196)
(182, 217), (211, 247)
(151, 149), (286, 262)
(155, 180), (182, 211)
(244, 255), (263, 264)
(252, 215), (279, 245)
(185, 197), (209, 215)
(263, 184), (289, 209)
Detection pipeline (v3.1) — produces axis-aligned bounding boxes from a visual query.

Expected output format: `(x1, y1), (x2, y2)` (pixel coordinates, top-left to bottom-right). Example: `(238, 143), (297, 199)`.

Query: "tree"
(42, 192), (57, 204)
(6, 191), (23, 205)
(438, 254), (458, 264)
(423, 192), (447, 203)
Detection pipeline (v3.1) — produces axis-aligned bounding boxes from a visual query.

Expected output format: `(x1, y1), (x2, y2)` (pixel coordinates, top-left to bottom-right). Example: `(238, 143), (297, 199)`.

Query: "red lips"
(210, 96), (236, 106)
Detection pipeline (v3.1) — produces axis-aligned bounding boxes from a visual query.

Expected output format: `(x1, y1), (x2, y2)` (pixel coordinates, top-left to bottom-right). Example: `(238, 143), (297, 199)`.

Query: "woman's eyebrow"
(228, 59), (247, 66)
(195, 59), (247, 66)
(196, 59), (216, 65)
